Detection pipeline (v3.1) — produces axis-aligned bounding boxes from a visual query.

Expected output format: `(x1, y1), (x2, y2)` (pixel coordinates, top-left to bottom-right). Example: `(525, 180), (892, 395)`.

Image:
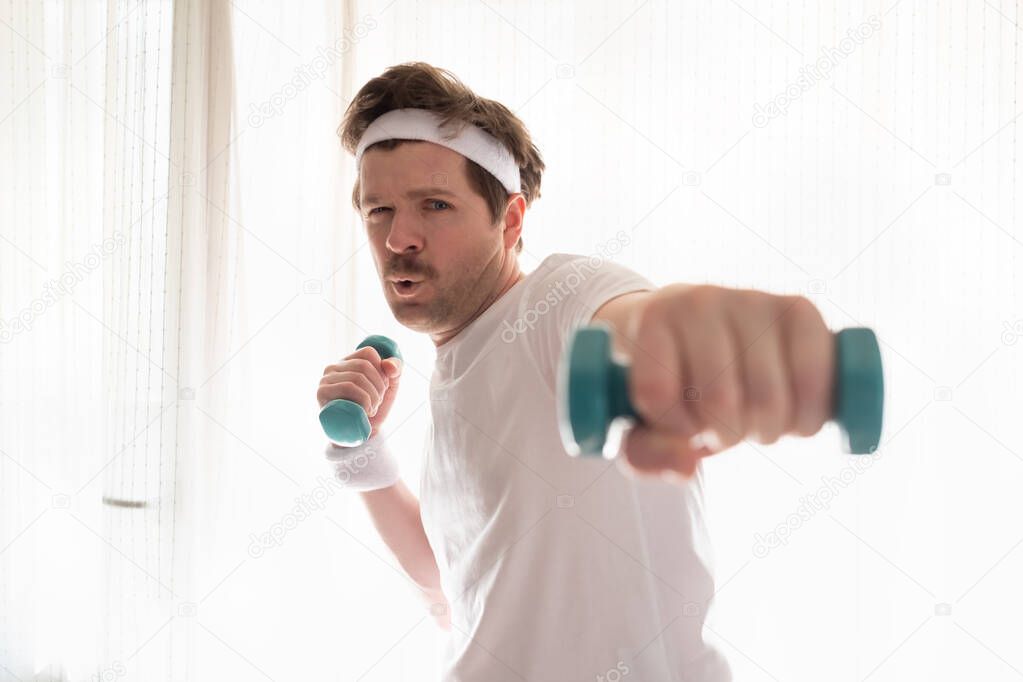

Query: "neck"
(432, 258), (523, 348)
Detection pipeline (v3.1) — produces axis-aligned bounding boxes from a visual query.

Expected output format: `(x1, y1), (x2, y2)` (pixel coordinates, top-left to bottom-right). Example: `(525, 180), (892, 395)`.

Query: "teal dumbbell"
(319, 335), (402, 446)
(557, 324), (883, 457)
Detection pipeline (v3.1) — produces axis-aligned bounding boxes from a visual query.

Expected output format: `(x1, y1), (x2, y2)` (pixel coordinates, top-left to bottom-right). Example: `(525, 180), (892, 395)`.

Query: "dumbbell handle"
(561, 326), (884, 456)
(319, 335), (401, 446)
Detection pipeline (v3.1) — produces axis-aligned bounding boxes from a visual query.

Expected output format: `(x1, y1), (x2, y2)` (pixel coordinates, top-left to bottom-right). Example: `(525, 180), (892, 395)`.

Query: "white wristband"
(324, 432), (400, 491)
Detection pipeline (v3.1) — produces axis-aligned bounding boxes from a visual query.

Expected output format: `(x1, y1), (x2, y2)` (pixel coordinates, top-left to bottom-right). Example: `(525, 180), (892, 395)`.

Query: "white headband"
(354, 108), (522, 194)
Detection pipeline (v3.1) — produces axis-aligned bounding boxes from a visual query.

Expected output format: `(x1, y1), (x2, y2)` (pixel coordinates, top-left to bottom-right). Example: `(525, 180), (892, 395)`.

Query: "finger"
(730, 293), (792, 445)
(325, 347), (374, 373)
(321, 371), (382, 407)
(324, 345), (387, 380)
(780, 296), (834, 437)
(342, 358), (388, 395)
(382, 356), (402, 379)
(370, 361), (402, 426)
(318, 382), (374, 415)
(680, 289), (744, 450)
(620, 425), (712, 479)
(628, 299), (697, 439)
(343, 345), (385, 374)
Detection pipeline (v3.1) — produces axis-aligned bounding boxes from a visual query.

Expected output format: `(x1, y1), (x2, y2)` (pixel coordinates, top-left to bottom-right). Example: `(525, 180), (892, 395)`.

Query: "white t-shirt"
(420, 253), (732, 682)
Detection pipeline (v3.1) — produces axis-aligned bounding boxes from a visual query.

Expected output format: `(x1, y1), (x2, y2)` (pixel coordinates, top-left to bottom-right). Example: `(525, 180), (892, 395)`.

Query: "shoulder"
(521, 251), (653, 305)
(509, 250), (656, 387)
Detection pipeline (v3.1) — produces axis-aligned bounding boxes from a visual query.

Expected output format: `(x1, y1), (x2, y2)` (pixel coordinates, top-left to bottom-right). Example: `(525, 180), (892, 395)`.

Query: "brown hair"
(338, 62), (545, 253)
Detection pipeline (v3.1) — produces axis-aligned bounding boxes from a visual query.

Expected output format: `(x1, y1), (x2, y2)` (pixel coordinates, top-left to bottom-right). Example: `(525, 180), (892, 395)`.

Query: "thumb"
(620, 427), (711, 480)
(369, 358), (402, 432)
(384, 357), (403, 378)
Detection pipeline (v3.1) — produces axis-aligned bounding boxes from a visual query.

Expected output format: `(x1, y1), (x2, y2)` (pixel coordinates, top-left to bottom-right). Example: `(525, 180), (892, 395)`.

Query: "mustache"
(385, 259), (431, 279)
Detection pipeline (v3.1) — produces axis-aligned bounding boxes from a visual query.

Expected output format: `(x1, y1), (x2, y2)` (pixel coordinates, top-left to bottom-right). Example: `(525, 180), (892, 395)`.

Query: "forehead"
(360, 140), (468, 202)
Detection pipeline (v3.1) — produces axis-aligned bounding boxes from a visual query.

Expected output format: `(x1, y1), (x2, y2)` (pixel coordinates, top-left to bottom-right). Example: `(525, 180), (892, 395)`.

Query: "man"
(318, 62), (833, 681)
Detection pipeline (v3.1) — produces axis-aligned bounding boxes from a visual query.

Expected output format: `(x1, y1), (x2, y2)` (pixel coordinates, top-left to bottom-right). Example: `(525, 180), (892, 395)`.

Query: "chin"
(389, 304), (430, 326)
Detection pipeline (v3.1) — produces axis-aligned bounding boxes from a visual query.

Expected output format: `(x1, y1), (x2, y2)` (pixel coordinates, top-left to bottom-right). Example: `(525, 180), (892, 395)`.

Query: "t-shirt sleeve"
(515, 253), (656, 392)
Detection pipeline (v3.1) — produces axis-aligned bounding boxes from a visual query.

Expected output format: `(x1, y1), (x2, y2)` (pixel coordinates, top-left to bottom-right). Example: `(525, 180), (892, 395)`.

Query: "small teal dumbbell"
(319, 335), (402, 446)
(557, 324), (883, 457)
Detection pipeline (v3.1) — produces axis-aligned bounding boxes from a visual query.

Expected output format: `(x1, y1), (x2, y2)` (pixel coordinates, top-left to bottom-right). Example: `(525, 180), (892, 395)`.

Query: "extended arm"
(591, 284), (834, 477)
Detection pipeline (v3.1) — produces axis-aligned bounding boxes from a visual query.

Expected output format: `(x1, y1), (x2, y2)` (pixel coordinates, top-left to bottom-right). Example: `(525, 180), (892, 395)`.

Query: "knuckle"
(351, 358), (374, 375)
(335, 382), (366, 404)
(684, 285), (722, 314)
(793, 416), (823, 438)
(793, 406), (827, 436)
(735, 288), (766, 313)
(796, 421), (821, 438)
(631, 376), (677, 415)
(701, 380), (740, 419)
(785, 295), (823, 326)
(352, 345), (382, 367)
(318, 381), (340, 400)
(351, 374), (371, 396)
(749, 417), (780, 444)
(744, 379), (778, 415)
(320, 385), (349, 406)
(792, 362), (828, 407)
(360, 345), (382, 361)
(348, 386), (371, 409)
(793, 394), (826, 437)
(749, 393), (787, 442)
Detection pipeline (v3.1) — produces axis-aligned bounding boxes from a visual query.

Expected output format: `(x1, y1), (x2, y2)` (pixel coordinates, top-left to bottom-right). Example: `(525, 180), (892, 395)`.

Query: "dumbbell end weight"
(556, 324), (625, 458)
(320, 400), (373, 446)
(319, 335), (402, 447)
(834, 327), (884, 455)
(558, 324), (884, 458)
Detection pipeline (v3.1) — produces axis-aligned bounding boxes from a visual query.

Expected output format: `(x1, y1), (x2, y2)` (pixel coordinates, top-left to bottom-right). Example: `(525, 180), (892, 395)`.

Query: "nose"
(385, 208), (424, 254)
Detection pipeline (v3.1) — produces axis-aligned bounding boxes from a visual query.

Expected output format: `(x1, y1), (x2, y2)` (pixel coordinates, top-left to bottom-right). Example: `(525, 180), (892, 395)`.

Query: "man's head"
(337, 62), (545, 341)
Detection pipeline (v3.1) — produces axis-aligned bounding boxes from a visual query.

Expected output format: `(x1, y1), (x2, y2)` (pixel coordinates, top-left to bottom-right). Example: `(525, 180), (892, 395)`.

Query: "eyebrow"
(362, 188), (458, 205)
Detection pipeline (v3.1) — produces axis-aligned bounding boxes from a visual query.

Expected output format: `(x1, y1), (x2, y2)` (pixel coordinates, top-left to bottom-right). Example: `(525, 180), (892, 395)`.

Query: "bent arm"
(359, 481), (450, 629)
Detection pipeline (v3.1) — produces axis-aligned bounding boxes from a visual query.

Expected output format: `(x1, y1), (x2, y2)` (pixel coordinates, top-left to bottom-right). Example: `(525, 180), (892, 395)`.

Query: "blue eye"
(366, 200), (450, 216)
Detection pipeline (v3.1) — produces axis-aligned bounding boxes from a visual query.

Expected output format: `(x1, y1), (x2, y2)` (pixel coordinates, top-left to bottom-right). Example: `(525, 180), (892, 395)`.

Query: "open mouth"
(391, 279), (425, 297)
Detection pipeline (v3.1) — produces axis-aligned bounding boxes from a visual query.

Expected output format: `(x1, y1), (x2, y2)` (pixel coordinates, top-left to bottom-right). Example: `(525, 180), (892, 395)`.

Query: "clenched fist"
(622, 285), (834, 478)
(317, 345), (402, 443)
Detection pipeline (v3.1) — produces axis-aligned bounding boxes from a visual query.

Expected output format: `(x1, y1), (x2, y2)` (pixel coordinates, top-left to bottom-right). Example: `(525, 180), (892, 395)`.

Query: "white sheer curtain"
(2, 1), (436, 680)
(2, 1), (181, 678)
(2, 1), (1021, 680)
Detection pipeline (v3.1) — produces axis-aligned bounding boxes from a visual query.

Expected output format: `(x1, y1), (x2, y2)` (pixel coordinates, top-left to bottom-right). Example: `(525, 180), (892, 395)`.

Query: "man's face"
(359, 141), (516, 338)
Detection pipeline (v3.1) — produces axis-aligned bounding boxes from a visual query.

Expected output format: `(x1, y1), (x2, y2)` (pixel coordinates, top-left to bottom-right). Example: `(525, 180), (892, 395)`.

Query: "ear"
(500, 193), (526, 251)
